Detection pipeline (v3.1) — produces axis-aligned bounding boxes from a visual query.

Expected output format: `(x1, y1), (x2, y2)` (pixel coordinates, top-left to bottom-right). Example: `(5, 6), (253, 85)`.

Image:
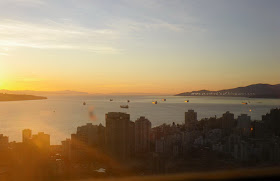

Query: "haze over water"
(0, 95), (279, 144)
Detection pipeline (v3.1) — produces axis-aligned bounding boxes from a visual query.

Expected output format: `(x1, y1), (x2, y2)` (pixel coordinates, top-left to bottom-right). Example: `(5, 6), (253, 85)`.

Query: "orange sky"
(0, 1), (279, 94)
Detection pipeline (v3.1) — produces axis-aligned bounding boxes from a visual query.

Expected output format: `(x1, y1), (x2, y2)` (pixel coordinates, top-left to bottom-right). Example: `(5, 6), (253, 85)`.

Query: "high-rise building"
(61, 138), (71, 160)
(262, 108), (280, 136)
(105, 112), (133, 160)
(129, 120), (135, 156)
(70, 133), (81, 162)
(252, 121), (271, 139)
(221, 111), (235, 130)
(222, 111), (234, 120)
(237, 114), (251, 136)
(22, 129), (32, 143)
(97, 123), (106, 148)
(31, 132), (50, 151)
(76, 123), (105, 147)
(135, 116), (151, 153)
(70, 123), (106, 162)
(0, 134), (8, 150)
(77, 123), (97, 146)
(185, 110), (197, 126)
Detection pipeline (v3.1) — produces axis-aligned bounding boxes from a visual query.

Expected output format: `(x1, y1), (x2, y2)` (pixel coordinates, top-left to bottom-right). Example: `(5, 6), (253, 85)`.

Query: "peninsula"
(0, 93), (47, 101)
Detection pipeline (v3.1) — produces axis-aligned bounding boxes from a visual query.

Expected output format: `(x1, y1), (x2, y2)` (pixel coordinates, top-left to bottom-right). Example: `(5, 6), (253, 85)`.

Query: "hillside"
(175, 84), (280, 98)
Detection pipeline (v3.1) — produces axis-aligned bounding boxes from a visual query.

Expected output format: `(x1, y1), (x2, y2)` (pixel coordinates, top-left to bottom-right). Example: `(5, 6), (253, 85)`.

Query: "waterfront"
(0, 95), (279, 144)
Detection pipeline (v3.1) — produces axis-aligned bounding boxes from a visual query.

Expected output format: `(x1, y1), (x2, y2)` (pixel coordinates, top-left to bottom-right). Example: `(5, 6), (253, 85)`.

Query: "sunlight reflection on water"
(0, 95), (279, 144)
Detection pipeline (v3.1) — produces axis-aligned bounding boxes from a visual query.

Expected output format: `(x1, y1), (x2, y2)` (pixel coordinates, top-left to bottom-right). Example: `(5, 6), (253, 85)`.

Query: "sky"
(0, 0), (279, 94)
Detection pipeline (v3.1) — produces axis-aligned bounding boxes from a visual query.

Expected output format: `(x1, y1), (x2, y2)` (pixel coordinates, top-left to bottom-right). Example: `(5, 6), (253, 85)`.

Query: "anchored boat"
(120, 105), (129, 108)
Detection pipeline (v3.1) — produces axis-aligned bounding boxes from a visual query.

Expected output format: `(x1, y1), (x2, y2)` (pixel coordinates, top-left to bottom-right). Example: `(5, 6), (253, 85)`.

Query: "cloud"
(107, 16), (205, 35)
(0, 19), (121, 54)
(113, 19), (185, 32)
(0, 18), (195, 55)
(0, 47), (9, 56)
(112, 0), (204, 33)
(0, 52), (9, 56)
(0, 5), (204, 55)
(4, 0), (46, 6)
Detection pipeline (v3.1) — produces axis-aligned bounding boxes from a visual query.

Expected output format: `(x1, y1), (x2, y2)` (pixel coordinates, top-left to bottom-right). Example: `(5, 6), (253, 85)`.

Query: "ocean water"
(0, 95), (279, 144)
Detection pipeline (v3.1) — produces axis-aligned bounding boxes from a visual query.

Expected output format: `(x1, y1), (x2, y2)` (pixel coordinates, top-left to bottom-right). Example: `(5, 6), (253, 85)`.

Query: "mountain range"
(175, 84), (280, 98)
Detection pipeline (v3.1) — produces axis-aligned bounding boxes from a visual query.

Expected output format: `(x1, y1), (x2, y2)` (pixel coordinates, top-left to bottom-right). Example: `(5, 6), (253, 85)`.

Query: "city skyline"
(0, 0), (280, 94)
(1, 107), (280, 180)
(1, 108), (277, 145)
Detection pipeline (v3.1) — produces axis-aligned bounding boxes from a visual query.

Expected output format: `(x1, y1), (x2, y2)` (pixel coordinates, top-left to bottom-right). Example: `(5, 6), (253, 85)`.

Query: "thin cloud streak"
(0, 17), (202, 55)
(108, 18), (203, 33)
(0, 19), (121, 54)
(3, 0), (46, 6)
(0, 52), (9, 56)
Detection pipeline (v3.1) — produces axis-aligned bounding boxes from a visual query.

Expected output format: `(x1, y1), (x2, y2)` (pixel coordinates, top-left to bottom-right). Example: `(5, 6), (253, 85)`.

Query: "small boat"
(185, 100), (189, 103)
(127, 100), (130, 103)
(162, 99), (166, 101)
(120, 105), (129, 108)
(110, 99), (113, 101)
(242, 102), (248, 105)
(83, 102), (86, 105)
(152, 101), (158, 104)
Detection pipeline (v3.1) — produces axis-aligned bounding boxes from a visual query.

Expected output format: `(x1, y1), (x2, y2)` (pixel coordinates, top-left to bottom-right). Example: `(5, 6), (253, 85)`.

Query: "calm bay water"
(0, 95), (279, 144)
